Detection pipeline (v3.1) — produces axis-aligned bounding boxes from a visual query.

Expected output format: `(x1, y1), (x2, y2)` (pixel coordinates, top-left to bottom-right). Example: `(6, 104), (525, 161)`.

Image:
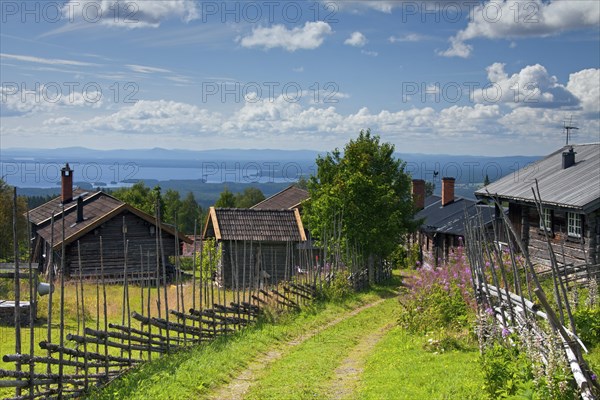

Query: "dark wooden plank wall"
(220, 241), (300, 288)
(524, 206), (596, 267)
(40, 211), (179, 280)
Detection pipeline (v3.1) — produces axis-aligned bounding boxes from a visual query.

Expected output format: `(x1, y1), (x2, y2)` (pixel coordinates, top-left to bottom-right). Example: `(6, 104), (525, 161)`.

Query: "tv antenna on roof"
(563, 115), (578, 145)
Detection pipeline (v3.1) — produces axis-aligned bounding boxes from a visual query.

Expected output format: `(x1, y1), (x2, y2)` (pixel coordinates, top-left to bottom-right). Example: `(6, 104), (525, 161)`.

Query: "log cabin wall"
(219, 241), (300, 288)
(59, 210), (178, 280)
(523, 205), (596, 268)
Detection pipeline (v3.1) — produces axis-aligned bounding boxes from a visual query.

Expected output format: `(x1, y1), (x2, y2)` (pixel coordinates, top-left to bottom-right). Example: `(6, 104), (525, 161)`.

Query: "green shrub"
(573, 306), (600, 348)
(176, 257), (195, 272)
(398, 283), (470, 333)
(390, 243), (420, 269)
(194, 239), (222, 281)
(422, 332), (473, 353)
(480, 339), (533, 398)
(0, 279), (11, 298)
(323, 270), (353, 301)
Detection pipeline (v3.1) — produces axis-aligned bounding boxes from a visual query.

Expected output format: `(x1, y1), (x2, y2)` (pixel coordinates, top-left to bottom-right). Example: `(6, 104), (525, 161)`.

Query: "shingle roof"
(203, 207), (306, 242)
(36, 194), (125, 248)
(251, 186), (309, 210)
(416, 195), (494, 236)
(475, 143), (600, 213)
(33, 191), (191, 249)
(28, 188), (92, 225)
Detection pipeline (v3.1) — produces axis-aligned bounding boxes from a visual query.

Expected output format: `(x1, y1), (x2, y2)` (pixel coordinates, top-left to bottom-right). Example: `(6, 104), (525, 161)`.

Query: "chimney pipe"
(61, 163), (73, 204)
(76, 196), (84, 223)
(411, 179), (425, 211)
(441, 177), (455, 206)
(562, 147), (576, 169)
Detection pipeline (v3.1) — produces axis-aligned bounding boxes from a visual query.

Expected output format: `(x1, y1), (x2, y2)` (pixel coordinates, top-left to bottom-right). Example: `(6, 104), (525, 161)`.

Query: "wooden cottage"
(202, 207), (307, 288)
(475, 143), (600, 270)
(29, 164), (191, 282)
(411, 177), (495, 268)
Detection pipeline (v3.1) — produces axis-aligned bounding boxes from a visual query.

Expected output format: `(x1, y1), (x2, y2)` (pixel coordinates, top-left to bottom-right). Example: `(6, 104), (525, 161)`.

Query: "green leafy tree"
(112, 181), (161, 216)
(295, 176), (309, 190)
(234, 187), (265, 208)
(163, 189), (182, 225)
(215, 187), (236, 208)
(304, 130), (416, 262)
(195, 238), (221, 280)
(179, 192), (203, 234)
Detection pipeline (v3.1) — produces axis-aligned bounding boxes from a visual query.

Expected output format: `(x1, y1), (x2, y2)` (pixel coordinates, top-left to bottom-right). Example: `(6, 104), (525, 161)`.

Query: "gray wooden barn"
(202, 207), (307, 288)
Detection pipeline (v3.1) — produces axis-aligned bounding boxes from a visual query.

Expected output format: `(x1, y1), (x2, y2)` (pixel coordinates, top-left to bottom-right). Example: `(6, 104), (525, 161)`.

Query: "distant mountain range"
(1, 147), (542, 203)
(1, 146), (540, 172)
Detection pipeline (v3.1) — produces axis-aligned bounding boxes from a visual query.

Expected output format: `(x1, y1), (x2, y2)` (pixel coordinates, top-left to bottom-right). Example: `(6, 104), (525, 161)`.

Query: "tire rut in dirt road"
(326, 322), (395, 400)
(207, 299), (386, 400)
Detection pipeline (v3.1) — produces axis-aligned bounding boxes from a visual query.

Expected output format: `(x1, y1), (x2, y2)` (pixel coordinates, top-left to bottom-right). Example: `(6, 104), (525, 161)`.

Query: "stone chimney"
(441, 177), (455, 206)
(562, 147), (576, 169)
(61, 163), (73, 204)
(411, 179), (425, 211)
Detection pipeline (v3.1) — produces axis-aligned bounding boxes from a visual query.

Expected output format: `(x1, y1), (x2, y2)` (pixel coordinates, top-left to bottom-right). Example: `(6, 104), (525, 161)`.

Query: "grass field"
(85, 273), (490, 399)
(2, 271), (598, 399)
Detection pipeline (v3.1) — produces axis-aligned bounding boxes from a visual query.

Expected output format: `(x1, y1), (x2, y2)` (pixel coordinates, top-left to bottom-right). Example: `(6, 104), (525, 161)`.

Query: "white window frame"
(539, 208), (552, 231)
(567, 212), (582, 238)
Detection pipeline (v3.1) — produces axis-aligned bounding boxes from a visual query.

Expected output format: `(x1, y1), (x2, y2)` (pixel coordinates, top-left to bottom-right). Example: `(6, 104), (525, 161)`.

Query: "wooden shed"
(28, 164), (191, 282)
(202, 207), (307, 288)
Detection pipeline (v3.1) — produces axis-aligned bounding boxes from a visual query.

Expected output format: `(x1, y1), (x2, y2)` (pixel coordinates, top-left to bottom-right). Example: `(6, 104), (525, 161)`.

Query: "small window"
(567, 212), (582, 238)
(539, 208), (552, 231)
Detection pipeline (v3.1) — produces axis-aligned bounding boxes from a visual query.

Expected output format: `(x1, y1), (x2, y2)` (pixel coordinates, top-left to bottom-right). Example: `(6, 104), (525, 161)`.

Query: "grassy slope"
(87, 287), (393, 400)
(88, 274), (489, 400)
(245, 298), (398, 399)
(357, 326), (484, 400)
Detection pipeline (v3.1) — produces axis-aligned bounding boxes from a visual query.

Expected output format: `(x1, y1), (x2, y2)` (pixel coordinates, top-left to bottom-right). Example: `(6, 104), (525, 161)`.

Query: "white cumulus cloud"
(344, 32), (367, 47)
(85, 100), (221, 133)
(441, 0), (600, 58)
(473, 63), (580, 109)
(239, 22), (332, 51)
(61, 0), (198, 29)
(566, 69), (600, 115)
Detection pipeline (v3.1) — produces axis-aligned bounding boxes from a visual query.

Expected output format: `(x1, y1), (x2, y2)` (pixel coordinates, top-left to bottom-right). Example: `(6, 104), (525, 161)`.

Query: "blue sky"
(1, 0), (599, 155)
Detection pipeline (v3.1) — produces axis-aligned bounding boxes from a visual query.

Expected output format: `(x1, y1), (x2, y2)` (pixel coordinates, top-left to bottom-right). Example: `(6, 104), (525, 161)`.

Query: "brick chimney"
(61, 163), (73, 204)
(411, 179), (425, 211)
(441, 177), (455, 206)
(562, 147), (576, 169)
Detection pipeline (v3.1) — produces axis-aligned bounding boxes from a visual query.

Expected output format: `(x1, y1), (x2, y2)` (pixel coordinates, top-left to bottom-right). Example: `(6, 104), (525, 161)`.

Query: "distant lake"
(1, 160), (308, 189)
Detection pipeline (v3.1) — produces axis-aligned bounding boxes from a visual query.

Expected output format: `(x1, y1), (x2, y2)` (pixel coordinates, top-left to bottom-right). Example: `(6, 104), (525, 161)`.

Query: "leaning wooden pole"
(192, 220), (197, 328)
(58, 204), (66, 398)
(12, 187), (22, 398)
(156, 197), (170, 348)
(27, 209), (35, 400)
(100, 236), (109, 381)
(146, 250), (152, 361)
(77, 242), (89, 392)
(46, 213), (55, 388)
